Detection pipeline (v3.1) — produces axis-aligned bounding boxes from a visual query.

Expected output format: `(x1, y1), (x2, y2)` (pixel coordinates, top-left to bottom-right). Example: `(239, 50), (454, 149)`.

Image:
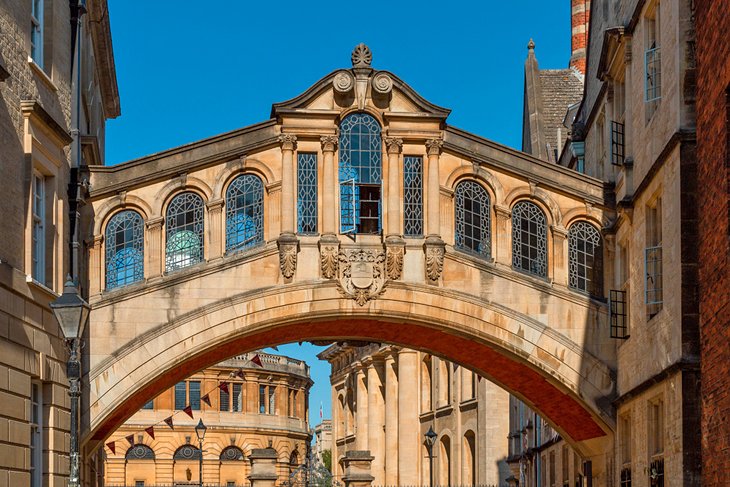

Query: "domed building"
(103, 351), (312, 486)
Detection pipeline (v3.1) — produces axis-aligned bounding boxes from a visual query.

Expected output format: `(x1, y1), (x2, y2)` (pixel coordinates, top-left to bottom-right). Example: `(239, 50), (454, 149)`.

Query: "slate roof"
(538, 69), (584, 160)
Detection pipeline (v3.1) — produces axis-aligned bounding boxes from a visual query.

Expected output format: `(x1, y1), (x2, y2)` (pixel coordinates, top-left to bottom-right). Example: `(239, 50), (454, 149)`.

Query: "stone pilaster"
(342, 451), (374, 487)
(397, 349), (419, 485)
(493, 205), (512, 266)
(88, 234), (103, 294)
(551, 224), (568, 285)
(367, 358), (385, 486)
(384, 137), (403, 237)
(145, 217), (164, 278)
(355, 365), (369, 451)
(321, 135), (338, 236)
(278, 134), (299, 280)
(206, 198), (224, 260)
(384, 350), (399, 485)
(248, 448), (279, 487)
(424, 139), (445, 283)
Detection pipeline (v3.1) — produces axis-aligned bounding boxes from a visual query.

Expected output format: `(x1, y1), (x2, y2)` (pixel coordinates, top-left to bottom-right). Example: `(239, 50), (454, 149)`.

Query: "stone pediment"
(270, 43), (451, 122)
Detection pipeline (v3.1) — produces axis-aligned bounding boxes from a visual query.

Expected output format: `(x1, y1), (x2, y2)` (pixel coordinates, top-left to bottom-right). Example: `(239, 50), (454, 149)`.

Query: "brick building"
(695, 0), (730, 485)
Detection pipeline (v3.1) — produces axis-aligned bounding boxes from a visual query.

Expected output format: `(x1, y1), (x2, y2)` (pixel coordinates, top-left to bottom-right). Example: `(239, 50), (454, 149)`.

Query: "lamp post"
(50, 278), (90, 487)
(424, 426), (437, 487)
(195, 419), (207, 487)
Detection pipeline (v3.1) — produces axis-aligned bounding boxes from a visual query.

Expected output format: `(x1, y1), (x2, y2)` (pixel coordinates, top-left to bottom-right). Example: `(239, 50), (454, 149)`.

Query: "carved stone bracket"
(319, 235), (340, 279)
(424, 237), (446, 283)
(277, 233), (299, 280)
(337, 248), (387, 306)
(384, 237), (405, 281)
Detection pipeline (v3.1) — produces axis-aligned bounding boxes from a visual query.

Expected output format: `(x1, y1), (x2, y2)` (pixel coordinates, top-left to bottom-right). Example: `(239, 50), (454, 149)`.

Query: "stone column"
(367, 358), (385, 486)
(342, 451), (374, 487)
(248, 448), (279, 487)
(145, 217), (164, 278)
(88, 235), (103, 294)
(493, 205), (512, 267)
(397, 349), (420, 484)
(278, 134), (299, 280)
(551, 225), (568, 285)
(206, 198), (224, 260)
(355, 365), (369, 451)
(424, 139), (445, 283)
(384, 137), (406, 280)
(319, 135), (340, 279)
(384, 351), (399, 485)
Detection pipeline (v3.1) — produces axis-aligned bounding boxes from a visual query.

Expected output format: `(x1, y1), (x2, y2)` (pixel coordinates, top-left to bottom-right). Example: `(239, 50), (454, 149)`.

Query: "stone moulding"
(277, 234), (299, 279)
(337, 248), (387, 306)
(424, 239), (446, 282)
(385, 237), (405, 281)
(319, 237), (340, 279)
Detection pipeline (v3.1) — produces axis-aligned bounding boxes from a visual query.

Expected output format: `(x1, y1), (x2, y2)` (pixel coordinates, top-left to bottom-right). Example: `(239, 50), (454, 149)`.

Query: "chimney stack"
(570, 0), (590, 74)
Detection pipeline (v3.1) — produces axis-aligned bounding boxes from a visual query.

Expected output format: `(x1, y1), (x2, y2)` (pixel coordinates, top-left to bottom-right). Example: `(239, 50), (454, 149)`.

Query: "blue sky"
(105, 1), (572, 427)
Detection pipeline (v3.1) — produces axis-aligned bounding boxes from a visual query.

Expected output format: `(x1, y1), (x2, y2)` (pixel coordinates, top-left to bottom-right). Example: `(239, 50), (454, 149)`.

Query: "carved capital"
(424, 238), (446, 282)
(277, 234), (299, 280)
(385, 237), (406, 280)
(278, 134), (298, 152)
(206, 198), (225, 212)
(145, 216), (164, 230)
(319, 236), (340, 279)
(320, 135), (339, 153)
(494, 205), (511, 220)
(384, 137), (403, 155)
(551, 225), (568, 239)
(425, 138), (444, 156)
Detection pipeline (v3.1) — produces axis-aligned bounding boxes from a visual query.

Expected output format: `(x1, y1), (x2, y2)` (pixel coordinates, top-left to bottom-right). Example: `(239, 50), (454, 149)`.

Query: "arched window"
(220, 446), (244, 461)
(338, 113), (382, 234)
(173, 444), (202, 460)
(512, 201), (547, 277)
(105, 210), (144, 289)
(225, 174), (264, 253)
(290, 450), (300, 466)
(568, 221), (603, 296)
(165, 192), (204, 272)
(125, 444), (155, 460)
(455, 181), (491, 258)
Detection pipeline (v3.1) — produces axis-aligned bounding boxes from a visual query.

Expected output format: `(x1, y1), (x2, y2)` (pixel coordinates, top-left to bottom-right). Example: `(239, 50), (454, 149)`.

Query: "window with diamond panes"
(226, 174), (264, 253)
(403, 156), (423, 237)
(297, 153), (318, 234)
(568, 221), (603, 296)
(455, 181), (491, 258)
(512, 201), (547, 277)
(105, 210), (144, 289)
(165, 193), (204, 272)
(338, 113), (382, 234)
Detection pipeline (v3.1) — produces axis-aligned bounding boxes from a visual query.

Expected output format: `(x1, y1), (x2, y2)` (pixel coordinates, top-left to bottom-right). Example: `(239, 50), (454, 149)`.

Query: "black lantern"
(424, 426), (437, 487)
(50, 278), (90, 341)
(195, 419), (207, 442)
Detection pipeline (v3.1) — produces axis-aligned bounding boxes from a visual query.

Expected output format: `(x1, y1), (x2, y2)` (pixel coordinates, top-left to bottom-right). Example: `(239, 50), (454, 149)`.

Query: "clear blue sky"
(105, 1), (573, 427)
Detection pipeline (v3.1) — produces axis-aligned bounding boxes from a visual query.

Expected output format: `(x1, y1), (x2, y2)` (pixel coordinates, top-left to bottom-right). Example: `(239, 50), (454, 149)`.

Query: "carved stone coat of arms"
(337, 249), (387, 306)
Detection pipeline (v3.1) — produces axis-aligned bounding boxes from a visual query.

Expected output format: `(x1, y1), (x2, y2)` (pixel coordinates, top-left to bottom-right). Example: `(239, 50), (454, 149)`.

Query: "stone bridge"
(81, 45), (616, 478)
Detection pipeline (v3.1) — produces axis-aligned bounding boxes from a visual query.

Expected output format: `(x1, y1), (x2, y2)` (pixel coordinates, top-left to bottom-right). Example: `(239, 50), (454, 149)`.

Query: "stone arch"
(462, 430), (476, 486)
(152, 176), (213, 217)
(220, 445), (245, 461)
(93, 194), (152, 237)
(83, 282), (614, 461)
(335, 106), (386, 128)
(445, 164), (504, 205)
(505, 185), (563, 227)
(212, 157), (275, 200)
(125, 443), (155, 460)
(562, 205), (607, 230)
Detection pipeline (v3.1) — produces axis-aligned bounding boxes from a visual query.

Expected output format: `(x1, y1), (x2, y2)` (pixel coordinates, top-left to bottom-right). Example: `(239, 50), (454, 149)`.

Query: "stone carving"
(386, 245), (404, 281)
(425, 138), (444, 156)
(333, 70), (355, 94)
(278, 134), (297, 151)
(320, 244), (339, 279)
(337, 249), (387, 306)
(351, 43), (372, 68)
(277, 235), (299, 279)
(371, 72), (393, 95)
(384, 137), (403, 154)
(425, 245), (445, 281)
(320, 135), (338, 153)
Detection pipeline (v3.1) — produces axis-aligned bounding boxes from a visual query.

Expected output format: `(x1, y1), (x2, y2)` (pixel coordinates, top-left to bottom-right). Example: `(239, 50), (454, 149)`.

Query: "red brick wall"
(696, 0), (730, 485)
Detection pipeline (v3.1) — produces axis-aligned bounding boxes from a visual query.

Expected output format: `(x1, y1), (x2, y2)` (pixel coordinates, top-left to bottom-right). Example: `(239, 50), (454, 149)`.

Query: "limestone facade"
(313, 420), (332, 467)
(0, 1), (119, 486)
(103, 351), (312, 486)
(320, 343), (510, 486)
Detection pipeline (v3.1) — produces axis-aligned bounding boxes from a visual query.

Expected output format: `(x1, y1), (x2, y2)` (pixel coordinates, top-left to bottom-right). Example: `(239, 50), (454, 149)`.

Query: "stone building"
(103, 351), (312, 486)
(561, 0), (701, 485)
(0, 1), (119, 486)
(313, 420), (332, 467)
(320, 343), (510, 486)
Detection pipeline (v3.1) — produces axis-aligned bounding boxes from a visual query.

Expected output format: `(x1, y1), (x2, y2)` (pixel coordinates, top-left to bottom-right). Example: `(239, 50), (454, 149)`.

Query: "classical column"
(384, 351), (399, 485)
(355, 365), (369, 451)
(319, 135), (340, 279)
(145, 217), (164, 278)
(278, 134), (299, 279)
(206, 198), (224, 260)
(397, 349), (420, 484)
(424, 139), (445, 283)
(367, 358), (385, 486)
(384, 137), (406, 280)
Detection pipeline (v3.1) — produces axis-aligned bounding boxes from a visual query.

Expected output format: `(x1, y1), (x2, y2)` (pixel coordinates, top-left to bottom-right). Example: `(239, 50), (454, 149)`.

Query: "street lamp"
(424, 426), (437, 487)
(195, 419), (207, 487)
(50, 278), (90, 487)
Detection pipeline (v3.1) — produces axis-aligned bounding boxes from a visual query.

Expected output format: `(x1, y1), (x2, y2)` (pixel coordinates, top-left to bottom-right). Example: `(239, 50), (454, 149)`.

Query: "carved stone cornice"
(278, 134), (298, 151)
(425, 138), (444, 156)
(384, 137), (403, 154)
(320, 135), (339, 153)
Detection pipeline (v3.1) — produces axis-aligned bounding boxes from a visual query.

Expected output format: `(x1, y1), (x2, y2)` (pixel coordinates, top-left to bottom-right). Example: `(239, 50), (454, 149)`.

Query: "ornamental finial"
(351, 43), (372, 68)
(527, 38), (535, 51)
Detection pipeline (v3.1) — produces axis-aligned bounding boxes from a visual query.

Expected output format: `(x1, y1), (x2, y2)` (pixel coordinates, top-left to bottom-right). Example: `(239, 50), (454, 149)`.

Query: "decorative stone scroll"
(319, 237), (340, 279)
(337, 248), (387, 306)
(424, 239), (446, 283)
(277, 233), (299, 280)
(384, 236), (405, 281)
(371, 72), (393, 95)
(333, 70), (355, 95)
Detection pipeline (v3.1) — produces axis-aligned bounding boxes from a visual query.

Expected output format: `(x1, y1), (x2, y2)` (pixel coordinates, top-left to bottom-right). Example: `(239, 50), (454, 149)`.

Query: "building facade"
(0, 1), (119, 486)
(320, 343), (510, 487)
(103, 351), (312, 487)
(313, 420), (332, 468)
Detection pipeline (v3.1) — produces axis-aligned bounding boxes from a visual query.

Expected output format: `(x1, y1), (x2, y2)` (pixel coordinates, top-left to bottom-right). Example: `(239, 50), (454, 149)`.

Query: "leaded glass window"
(403, 156), (423, 237)
(126, 444), (155, 460)
(174, 382), (186, 410)
(568, 221), (603, 296)
(455, 181), (491, 258)
(173, 445), (201, 460)
(297, 153), (318, 234)
(220, 446), (244, 461)
(225, 174), (264, 253)
(338, 113), (382, 234)
(105, 210), (144, 289)
(512, 201), (547, 277)
(165, 193), (204, 272)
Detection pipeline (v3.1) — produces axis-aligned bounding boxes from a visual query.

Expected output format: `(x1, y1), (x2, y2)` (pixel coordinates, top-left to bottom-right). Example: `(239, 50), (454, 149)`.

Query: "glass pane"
(226, 175), (264, 253)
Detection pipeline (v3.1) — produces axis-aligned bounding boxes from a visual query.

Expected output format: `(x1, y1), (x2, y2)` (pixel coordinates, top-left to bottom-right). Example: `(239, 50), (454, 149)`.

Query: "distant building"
(313, 420), (333, 467)
(103, 351), (312, 486)
(320, 343), (510, 486)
